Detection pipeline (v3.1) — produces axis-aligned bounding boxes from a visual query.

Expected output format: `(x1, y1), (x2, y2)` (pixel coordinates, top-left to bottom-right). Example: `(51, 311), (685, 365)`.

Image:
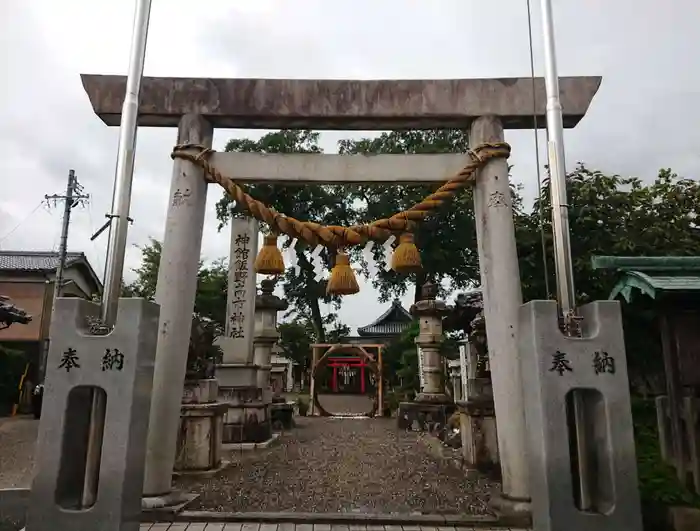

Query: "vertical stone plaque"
(26, 298), (158, 531)
(224, 217), (259, 363)
(519, 300), (642, 531)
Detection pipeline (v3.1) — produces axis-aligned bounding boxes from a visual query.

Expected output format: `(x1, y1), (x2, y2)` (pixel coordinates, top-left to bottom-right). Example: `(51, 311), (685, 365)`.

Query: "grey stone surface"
(26, 297), (159, 531)
(518, 300), (642, 531)
(396, 402), (455, 435)
(0, 488), (29, 530)
(80, 75), (601, 130)
(0, 419), (36, 489)
(219, 217), (258, 365)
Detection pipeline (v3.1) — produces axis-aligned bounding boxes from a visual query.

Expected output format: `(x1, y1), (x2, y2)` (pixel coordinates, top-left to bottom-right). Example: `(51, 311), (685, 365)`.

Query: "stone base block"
(175, 402), (227, 473)
(141, 490), (199, 512)
(182, 378), (218, 404)
(216, 364), (256, 388)
(271, 402), (295, 430)
(397, 401), (455, 433)
(222, 432), (280, 452)
(222, 404), (271, 444)
(456, 397), (499, 474)
(489, 494), (532, 529)
(219, 385), (271, 444)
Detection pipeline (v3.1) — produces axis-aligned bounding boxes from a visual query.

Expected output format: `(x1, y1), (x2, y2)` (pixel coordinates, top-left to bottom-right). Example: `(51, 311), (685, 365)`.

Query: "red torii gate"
(327, 354), (369, 393)
(309, 343), (384, 416)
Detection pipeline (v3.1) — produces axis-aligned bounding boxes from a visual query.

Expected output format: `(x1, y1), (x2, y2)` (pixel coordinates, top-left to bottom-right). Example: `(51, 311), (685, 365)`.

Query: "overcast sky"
(1, 0), (698, 332)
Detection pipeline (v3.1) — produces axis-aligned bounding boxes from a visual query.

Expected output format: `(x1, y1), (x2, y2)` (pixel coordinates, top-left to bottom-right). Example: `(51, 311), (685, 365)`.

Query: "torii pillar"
(80, 73), (601, 512)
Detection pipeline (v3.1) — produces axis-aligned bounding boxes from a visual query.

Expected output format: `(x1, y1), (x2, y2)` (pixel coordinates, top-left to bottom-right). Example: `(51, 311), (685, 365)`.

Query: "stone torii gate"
(81, 74), (600, 514)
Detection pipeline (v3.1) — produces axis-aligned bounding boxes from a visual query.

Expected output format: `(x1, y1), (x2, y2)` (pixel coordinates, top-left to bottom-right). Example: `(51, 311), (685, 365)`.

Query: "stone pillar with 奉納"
(252, 278), (292, 431)
(26, 298), (158, 531)
(216, 217), (265, 445)
(397, 282), (454, 433)
(519, 300), (642, 531)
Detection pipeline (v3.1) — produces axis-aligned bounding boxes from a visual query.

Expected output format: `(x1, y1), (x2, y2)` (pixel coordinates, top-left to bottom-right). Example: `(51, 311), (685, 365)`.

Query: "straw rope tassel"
(255, 235), (285, 275)
(326, 252), (360, 295)
(391, 233), (422, 274)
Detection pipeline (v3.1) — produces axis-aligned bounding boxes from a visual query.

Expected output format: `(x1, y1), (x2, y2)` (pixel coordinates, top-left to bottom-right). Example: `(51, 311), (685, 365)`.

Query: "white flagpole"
(82, 0), (152, 509)
(101, 0), (153, 326)
(539, 0), (592, 511)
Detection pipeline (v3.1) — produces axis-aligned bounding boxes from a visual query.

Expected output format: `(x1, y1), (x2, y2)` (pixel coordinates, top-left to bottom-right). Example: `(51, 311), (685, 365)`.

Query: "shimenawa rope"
(170, 141), (511, 294)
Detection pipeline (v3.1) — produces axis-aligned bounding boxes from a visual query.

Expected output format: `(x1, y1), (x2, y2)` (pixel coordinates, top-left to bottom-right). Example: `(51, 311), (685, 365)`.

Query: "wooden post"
(309, 346), (320, 416)
(660, 309), (686, 482)
(377, 346), (384, 417)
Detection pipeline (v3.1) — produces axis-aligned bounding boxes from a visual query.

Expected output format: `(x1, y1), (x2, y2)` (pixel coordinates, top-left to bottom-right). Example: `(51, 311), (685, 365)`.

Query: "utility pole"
(40, 170), (89, 381)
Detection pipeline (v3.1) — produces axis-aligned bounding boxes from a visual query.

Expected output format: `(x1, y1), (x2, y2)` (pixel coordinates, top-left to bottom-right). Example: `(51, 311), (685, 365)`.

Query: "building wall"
(0, 280), (50, 341)
(0, 271), (90, 343)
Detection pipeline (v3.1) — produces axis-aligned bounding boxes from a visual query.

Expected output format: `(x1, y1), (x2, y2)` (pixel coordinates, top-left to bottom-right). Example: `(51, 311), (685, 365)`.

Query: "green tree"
(278, 320), (312, 373)
(338, 129), (486, 303)
(516, 164), (700, 390)
(215, 130), (356, 341)
(124, 239), (229, 326)
(518, 164), (700, 303)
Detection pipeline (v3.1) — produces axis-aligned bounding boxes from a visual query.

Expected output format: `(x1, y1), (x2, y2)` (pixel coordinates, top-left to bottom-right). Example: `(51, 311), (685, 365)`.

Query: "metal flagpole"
(101, 0), (153, 326)
(81, 0), (153, 508)
(538, 0), (592, 510)
(539, 0), (576, 314)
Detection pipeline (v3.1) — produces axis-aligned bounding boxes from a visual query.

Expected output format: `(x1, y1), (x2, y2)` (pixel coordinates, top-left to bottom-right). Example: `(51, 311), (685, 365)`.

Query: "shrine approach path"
(176, 415), (499, 515)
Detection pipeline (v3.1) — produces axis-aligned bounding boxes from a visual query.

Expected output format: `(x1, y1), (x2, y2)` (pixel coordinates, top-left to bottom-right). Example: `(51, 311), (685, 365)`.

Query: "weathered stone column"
(253, 278), (288, 402)
(416, 346), (426, 391)
(470, 115), (530, 512)
(286, 360), (293, 392)
(216, 216), (258, 386)
(143, 114), (212, 503)
(413, 282), (450, 403)
(253, 278), (289, 434)
(397, 282), (453, 433)
(217, 217), (265, 445)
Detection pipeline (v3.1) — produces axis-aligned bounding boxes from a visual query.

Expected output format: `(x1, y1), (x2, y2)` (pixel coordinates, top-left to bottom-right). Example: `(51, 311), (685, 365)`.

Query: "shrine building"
(321, 300), (413, 395)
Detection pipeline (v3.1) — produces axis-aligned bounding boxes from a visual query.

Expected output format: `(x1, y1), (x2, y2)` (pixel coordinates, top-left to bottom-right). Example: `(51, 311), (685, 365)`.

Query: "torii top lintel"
(80, 75), (601, 130)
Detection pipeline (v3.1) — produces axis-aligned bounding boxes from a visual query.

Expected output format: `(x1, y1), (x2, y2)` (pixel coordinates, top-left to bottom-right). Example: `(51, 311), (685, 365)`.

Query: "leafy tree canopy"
(214, 130), (356, 342)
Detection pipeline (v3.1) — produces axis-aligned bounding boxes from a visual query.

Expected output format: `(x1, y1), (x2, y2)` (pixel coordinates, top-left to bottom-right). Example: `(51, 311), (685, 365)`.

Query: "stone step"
(144, 512), (529, 530)
(140, 524), (529, 531)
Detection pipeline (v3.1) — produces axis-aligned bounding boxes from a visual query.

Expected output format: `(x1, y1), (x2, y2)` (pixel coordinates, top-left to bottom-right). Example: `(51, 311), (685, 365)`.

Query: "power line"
(39, 169), (90, 382)
(0, 202), (45, 245)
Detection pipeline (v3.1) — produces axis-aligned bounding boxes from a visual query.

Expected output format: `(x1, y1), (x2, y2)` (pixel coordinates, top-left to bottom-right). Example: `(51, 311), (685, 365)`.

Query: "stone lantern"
(253, 278), (294, 430)
(411, 281), (451, 403)
(253, 278), (288, 404)
(397, 281), (455, 433)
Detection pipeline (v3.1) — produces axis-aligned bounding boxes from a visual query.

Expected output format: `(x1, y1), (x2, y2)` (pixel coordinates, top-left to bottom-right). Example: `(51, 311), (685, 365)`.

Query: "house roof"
(0, 251), (103, 295)
(591, 255), (700, 302)
(357, 299), (413, 337)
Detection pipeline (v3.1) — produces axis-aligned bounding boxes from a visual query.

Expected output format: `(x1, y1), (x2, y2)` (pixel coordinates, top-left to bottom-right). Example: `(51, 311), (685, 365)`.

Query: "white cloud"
(1, 0), (698, 331)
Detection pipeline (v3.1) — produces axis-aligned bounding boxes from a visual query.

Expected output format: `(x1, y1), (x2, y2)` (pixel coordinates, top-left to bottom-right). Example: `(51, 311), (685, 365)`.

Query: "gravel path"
(316, 394), (375, 416)
(177, 416), (498, 515)
(0, 417), (37, 489)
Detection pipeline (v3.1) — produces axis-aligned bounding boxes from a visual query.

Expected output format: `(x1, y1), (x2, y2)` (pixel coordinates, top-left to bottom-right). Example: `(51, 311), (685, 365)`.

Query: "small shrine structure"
(592, 255), (700, 493)
(309, 300), (413, 397)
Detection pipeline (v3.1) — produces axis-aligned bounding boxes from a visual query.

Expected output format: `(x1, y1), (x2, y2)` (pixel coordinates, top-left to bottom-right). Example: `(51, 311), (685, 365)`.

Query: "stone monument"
(216, 217), (268, 445)
(26, 298), (158, 531)
(397, 281), (454, 432)
(519, 300), (642, 531)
